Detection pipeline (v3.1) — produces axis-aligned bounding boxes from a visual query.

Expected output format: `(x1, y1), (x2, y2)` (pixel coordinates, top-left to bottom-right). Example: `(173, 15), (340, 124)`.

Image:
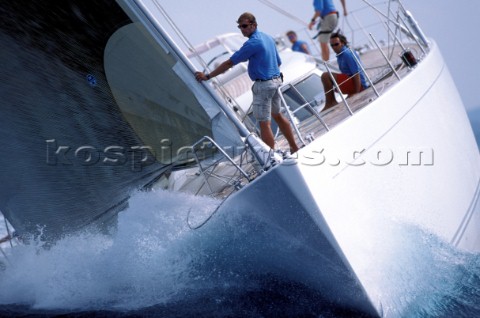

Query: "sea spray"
(0, 189), (479, 317)
(0, 189), (221, 310)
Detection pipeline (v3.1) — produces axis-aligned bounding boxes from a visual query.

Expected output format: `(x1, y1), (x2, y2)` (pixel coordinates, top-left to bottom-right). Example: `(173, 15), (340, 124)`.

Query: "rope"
(187, 205), (221, 230)
(3, 213), (14, 249)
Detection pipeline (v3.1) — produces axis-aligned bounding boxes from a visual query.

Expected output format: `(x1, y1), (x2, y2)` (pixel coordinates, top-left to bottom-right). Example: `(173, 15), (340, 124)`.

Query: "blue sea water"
(468, 107), (480, 148)
(0, 109), (479, 318)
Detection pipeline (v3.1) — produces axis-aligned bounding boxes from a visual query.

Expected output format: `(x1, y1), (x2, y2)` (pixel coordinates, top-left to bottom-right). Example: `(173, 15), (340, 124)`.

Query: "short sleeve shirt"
(337, 46), (368, 88)
(292, 40), (310, 54)
(313, 0), (336, 18)
(230, 30), (281, 81)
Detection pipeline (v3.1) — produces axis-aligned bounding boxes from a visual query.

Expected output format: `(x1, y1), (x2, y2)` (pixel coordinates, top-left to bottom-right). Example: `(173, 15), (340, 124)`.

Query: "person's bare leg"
(322, 72), (338, 109)
(272, 113), (299, 153)
(321, 42), (330, 61)
(259, 120), (275, 149)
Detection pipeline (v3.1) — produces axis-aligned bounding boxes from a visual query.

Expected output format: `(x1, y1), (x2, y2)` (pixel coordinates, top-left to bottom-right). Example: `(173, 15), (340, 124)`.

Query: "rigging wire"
(152, 1), (207, 70)
(256, 0), (323, 56)
(257, 0), (308, 27)
(152, 1), (251, 134)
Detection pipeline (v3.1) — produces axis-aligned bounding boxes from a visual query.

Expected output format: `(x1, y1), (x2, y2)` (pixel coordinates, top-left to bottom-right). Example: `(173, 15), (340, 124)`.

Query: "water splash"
(0, 190), (223, 310)
(0, 190), (479, 317)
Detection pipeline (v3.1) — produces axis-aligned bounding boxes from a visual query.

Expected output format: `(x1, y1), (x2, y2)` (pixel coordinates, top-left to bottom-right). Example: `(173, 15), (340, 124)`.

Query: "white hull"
(302, 40), (480, 252)
(204, 41), (480, 316)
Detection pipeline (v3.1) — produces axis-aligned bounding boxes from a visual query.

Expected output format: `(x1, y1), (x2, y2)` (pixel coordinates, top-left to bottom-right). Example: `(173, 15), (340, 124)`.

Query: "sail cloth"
(105, 23), (244, 166)
(0, 0), (243, 241)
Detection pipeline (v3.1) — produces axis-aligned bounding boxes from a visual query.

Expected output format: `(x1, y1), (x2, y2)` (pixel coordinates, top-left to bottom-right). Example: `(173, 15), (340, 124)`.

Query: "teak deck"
(276, 45), (417, 150)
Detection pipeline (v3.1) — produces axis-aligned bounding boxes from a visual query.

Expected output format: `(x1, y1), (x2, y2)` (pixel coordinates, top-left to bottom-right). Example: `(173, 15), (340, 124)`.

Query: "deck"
(276, 44), (419, 151)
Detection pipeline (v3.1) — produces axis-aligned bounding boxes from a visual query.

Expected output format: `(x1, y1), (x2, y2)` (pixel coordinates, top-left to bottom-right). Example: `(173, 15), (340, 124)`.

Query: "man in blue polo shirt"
(286, 30), (310, 55)
(321, 32), (368, 109)
(195, 12), (299, 154)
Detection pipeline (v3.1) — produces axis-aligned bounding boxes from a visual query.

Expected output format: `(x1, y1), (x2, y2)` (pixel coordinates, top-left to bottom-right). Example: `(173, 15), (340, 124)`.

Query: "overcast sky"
(160, 0), (480, 112)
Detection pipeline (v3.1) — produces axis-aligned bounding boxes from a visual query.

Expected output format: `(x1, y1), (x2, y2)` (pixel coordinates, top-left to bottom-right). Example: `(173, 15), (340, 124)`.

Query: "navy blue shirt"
(337, 46), (368, 88)
(230, 30), (281, 81)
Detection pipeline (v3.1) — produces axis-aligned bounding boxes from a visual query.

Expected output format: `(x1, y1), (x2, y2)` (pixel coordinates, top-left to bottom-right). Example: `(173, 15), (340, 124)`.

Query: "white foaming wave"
(0, 189), (222, 310)
(0, 189), (478, 316)
(358, 216), (480, 317)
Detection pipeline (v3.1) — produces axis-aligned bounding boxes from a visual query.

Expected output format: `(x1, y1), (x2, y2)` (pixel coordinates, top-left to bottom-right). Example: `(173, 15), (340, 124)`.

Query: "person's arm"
(300, 43), (310, 55)
(340, 0), (348, 16)
(308, 11), (321, 30)
(352, 73), (362, 94)
(344, 49), (362, 93)
(195, 59), (234, 82)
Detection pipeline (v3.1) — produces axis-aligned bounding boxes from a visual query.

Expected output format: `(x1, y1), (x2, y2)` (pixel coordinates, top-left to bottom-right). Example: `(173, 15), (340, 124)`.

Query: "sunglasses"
(330, 42), (341, 47)
(238, 23), (252, 29)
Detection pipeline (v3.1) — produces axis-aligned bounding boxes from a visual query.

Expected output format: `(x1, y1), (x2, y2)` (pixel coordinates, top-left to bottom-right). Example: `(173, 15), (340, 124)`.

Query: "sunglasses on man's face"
(330, 42), (341, 47)
(238, 23), (252, 29)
